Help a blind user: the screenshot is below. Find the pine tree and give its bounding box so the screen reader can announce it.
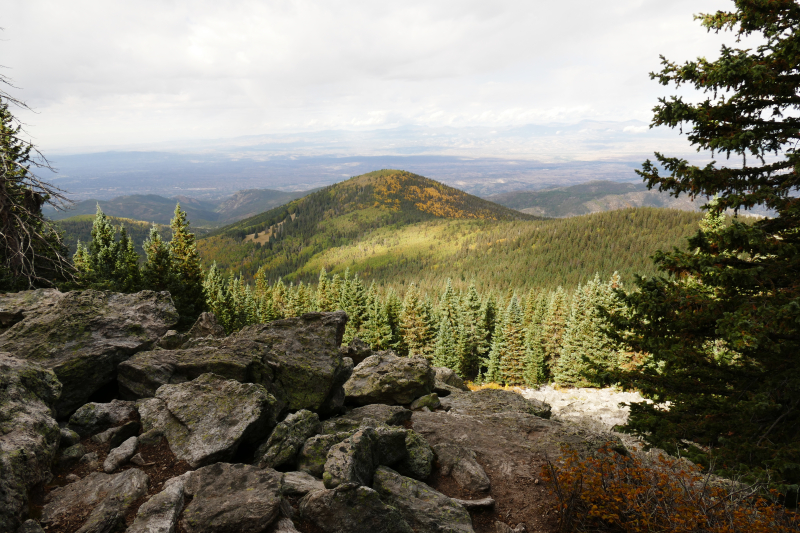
[433,315,459,370]
[315,268,336,311]
[88,204,119,282]
[540,286,569,377]
[113,226,141,293]
[500,296,526,385]
[400,284,432,358]
[485,307,506,384]
[384,288,404,350]
[361,296,394,350]
[169,203,205,323]
[554,281,593,386]
[73,240,90,274]
[523,291,551,386]
[142,225,173,292]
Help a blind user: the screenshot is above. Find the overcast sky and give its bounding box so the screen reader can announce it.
[3,0,741,154]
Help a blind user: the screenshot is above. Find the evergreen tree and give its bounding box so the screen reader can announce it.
[315,268,336,311]
[169,203,205,323]
[113,226,141,293]
[500,296,526,385]
[609,1,800,481]
[540,286,569,377]
[73,240,90,274]
[142,225,173,292]
[361,296,394,350]
[400,284,432,358]
[554,281,593,386]
[384,288,404,350]
[433,314,459,370]
[88,204,119,282]
[523,292,550,386]
[485,306,506,384]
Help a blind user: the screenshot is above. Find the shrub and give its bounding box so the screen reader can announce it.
[542,444,799,533]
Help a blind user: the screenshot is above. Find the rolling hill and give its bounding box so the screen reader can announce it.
[44,188,310,227]
[197,170,704,292]
[486,180,704,218]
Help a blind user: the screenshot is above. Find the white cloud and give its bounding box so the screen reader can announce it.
[2,0,747,152]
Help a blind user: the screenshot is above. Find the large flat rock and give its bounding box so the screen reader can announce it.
[344,352,434,406]
[138,373,278,468]
[0,354,62,533]
[120,311,351,415]
[0,289,178,416]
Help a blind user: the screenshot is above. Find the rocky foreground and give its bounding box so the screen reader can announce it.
[0,289,624,533]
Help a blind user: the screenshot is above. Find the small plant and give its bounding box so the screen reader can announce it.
[542,443,799,533]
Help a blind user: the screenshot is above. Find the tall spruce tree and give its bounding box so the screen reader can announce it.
[433,314,459,370]
[169,203,205,324]
[142,225,173,292]
[500,296,526,385]
[400,284,432,357]
[608,1,800,482]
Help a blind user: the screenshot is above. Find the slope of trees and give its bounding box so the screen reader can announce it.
[204,266,626,386]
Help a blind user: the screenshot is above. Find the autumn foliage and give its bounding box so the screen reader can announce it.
[542,444,799,533]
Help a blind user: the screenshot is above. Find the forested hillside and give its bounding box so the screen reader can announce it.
[56,215,175,258]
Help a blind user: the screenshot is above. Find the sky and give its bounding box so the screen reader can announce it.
[3,0,743,156]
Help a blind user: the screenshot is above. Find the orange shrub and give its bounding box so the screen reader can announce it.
[542,444,799,533]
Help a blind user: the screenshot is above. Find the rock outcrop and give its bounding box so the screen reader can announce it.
[255,409,321,469]
[138,373,278,467]
[40,469,149,533]
[441,389,551,419]
[127,472,190,533]
[67,399,138,438]
[433,443,491,492]
[299,483,413,533]
[344,352,435,405]
[321,404,412,433]
[0,354,62,533]
[373,466,474,533]
[0,289,178,416]
[181,463,283,533]
[186,311,227,339]
[119,311,351,415]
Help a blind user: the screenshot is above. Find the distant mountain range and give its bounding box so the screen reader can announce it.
[44,189,310,227]
[487,180,772,218]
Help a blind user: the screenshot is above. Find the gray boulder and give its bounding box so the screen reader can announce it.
[255,409,320,469]
[433,443,491,492]
[0,289,178,416]
[440,389,551,419]
[0,289,62,331]
[138,373,278,468]
[395,430,434,480]
[58,443,87,470]
[373,466,474,533]
[297,433,353,478]
[119,311,351,416]
[186,311,226,339]
[344,352,435,405]
[410,393,440,411]
[340,337,372,366]
[157,330,187,349]
[127,472,190,533]
[103,436,138,473]
[434,367,470,392]
[92,420,140,449]
[321,404,412,434]
[0,354,61,533]
[59,427,80,448]
[41,469,149,533]
[16,519,45,533]
[68,399,138,438]
[181,463,282,533]
[323,427,379,488]
[283,471,326,496]
[299,483,412,533]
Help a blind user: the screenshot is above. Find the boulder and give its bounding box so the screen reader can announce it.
[344,352,435,406]
[433,443,491,492]
[186,311,226,339]
[255,409,320,469]
[138,373,279,468]
[0,289,178,416]
[297,433,353,478]
[40,469,148,533]
[395,430,434,480]
[299,483,412,533]
[283,471,326,496]
[92,420,140,449]
[453,497,495,510]
[0,354,62,533]
[339,337,372,366]
[0,289,61,331]
[410,393,440,411]
[238,312,351,414]
[440,389,551,419]
[67,399,138,438]
[323,428,379,488]
[181,463,282,533]
[321,404,412,434]
[103,436,137,473]
[58,443,87,470]
[59,428,80,448]
[118,342,274,401]
[127,472,190,533]
[373,466,474,533]
[434,367,470,391]
[272,518,302,533]
[157,330,187,350]
[119,311,351,415]
[16,519,45,533]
